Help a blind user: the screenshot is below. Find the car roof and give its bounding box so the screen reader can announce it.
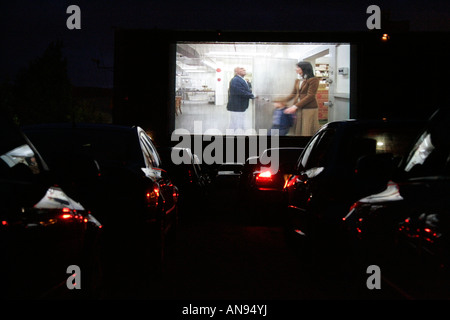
[261,147,303,151]
[320,118,425,130]
[22,122,140,133]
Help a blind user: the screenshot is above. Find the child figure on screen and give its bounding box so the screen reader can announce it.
[270,102,294,136]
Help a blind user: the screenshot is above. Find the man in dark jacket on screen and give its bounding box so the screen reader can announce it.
[226,67,255,131]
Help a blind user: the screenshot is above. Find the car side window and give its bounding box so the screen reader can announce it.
[145,137,161,168]
[139,132,161,168]
[299,133,321,170]
[140,137,155,168]
[300,129,335,170]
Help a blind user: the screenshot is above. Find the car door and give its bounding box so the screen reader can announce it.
[285,128,336,236]
[291,129,335,205]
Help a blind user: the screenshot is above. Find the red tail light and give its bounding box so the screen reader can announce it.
[60,207,74,219]
[256,170,273,182]
[60,208,86,222]
[146,185,160,208]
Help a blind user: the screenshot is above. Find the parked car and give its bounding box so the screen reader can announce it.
[21,123,179,277]
[283,118,425,257]
[158,147,211,207]
[214,162,244,188]
[240,147,304,200]
[1,118,102,298]
[343,109,450,297]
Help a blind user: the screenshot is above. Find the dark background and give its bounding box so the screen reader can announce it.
[2,0,449,89]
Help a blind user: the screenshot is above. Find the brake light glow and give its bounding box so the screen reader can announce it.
[60,208,86,221]
[256,170,273,183]
[258,171,272,178]
[146,185,160,207]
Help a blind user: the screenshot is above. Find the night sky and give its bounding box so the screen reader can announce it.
[1,0,449,88]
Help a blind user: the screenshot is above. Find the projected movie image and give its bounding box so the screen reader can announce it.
[175,42,351,136]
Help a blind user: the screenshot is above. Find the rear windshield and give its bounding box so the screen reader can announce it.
[340,123,423,169]
[24,128,141,169]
